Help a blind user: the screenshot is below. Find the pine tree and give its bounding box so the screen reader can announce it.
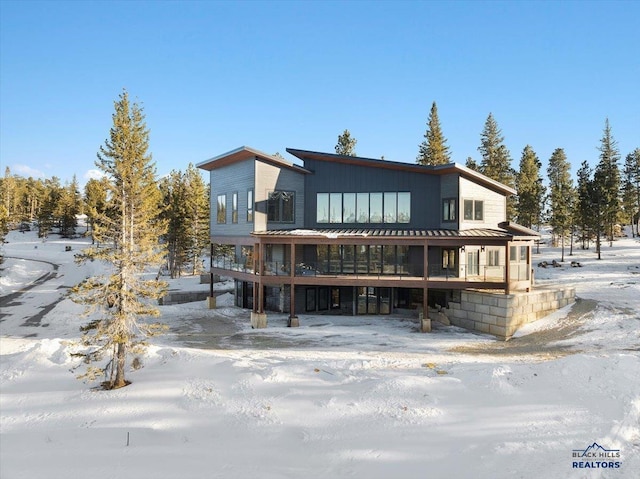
[84,177,109,243]
[515,145,545,228]
[160,170,190,278]
[71,90,167,389]
[621,148,640,236]
[547,148,573,261]
[183,163,210,275]
[477,113,516,219]
[58,176,81,238]
[593,119,621,246]
[465,157,479,171]
[335,129,357,156]
[38,177,62,238]
[576,161,595,249]
[416,101,451,165]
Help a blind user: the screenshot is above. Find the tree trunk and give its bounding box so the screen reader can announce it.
[113,342,127,389]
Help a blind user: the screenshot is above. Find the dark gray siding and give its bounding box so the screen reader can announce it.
[303,159,441,229]
[439,173,459,229]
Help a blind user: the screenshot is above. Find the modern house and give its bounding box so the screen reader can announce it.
[198,146,573,339]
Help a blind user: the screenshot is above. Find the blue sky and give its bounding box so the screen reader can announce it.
[1,0,638,186]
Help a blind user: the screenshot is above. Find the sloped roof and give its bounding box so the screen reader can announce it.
[498,221,540,238]
[286,148,516,196]
[197,146,310,174]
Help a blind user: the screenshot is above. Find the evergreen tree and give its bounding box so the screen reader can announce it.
[84,177,109,244]
[160,170,190,278]
[335,129,357,156]
[183,163,210,275]
[416,101,451,165]
[57,176,81,238]
[576,160,595,249]
[37,177,62,238]
[515,145,545,229]
[477,113,516,219]
[465,157,479,171]
[547,148,573,261]
[621,148,640,236]
[71,90,167,390]
[593,119,621,246]
[160,164,210,278]
[0,204,8,259]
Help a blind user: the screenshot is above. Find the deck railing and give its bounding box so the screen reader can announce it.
[212,256,511,283]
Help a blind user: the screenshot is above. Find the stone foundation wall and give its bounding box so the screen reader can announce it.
[445,287,576,340]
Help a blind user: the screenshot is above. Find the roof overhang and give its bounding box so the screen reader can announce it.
[498,221,541,240]
[197,146,311,174]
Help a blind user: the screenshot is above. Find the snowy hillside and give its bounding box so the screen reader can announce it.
[1,229,638,479]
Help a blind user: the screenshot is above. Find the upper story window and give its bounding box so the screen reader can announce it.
[317,192,410,224]
[443,198,456,222]
[463,199,484,221]
[232,192,238,223]
[217,194,226,224]
[247,189,254,222]
[268,191,295,223]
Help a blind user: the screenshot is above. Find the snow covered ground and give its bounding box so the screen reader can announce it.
[1,229,639,479]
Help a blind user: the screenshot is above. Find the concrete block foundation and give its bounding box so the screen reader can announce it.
[446,287,576,340]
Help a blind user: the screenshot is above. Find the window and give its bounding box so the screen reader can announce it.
[463,199,484,221]
[487,248,500,266]
[317,193,329,223]
[330,193,342,223]
[474,201,484,220]
[520,245,528,263]
[232,192,238,223]
[343,193,356,223]
[217,194,226,223]
[306,288,316,312]
[442,249,456,269]
[443,198,456,221]
[357,193,369,223]
[384,192,397,223]
[247,189,253,222]
[317,191,410,224]
[369,193,383,223]
[397,192,410,223]
[268,191,295,223]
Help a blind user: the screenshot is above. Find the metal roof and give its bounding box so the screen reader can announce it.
[251,228,516,239]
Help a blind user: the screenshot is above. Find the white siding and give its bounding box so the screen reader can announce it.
[458,176,506,230]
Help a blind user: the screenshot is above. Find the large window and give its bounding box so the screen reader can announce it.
[317,192,411,224]
[384,192,397,223]
[343,193,356,223]
[268,191,295,223]
[357,192,369,223]
[443,198,456,222]
[317,193,329,223]
[397,192,410,223]
[463,199,484,221]
[330,193,342,223]
[232,192,238,223]
[247,189,254,222]
[217,194,226,224]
